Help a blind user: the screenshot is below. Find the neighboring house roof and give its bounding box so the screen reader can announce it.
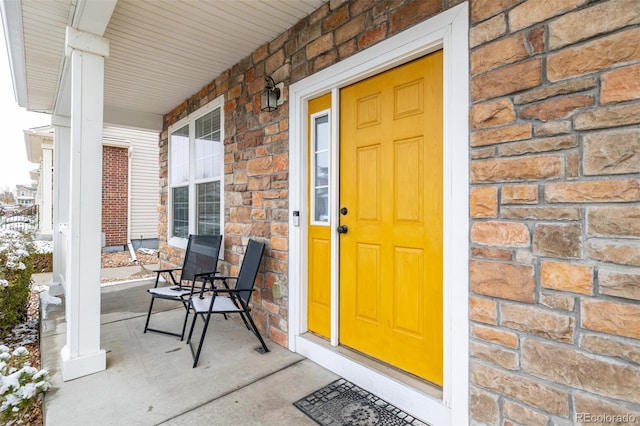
[24,127,54,163]
[29,169,39,181]
[1,0,326,130]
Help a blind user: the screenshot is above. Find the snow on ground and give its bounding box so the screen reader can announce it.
[33,241,53,255]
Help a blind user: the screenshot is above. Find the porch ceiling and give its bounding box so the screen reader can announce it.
[5,0,325,128]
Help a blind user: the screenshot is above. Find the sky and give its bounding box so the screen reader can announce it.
[0,20,51,191]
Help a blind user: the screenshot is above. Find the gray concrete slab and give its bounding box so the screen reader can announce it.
[32,264,159,287]
[32,271,53,286]
[41,280,337,426]
[100,264,159,280]
[162,359,337,425]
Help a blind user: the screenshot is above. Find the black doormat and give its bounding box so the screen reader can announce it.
[294,379,429,426]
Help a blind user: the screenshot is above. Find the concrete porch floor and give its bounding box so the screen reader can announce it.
[37,274,339,425]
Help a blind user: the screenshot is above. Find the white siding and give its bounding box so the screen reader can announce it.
[103,126,159,240]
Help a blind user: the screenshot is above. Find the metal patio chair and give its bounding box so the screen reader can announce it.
[143,234,222,340]
[187,239,269,367]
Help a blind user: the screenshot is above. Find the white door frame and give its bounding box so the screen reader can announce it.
[288,3,469,424]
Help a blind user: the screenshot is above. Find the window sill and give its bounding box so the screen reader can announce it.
[168,236,188,250]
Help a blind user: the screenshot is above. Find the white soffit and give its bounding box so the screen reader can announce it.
[8,0,326,118]
[103,0,325,116]
[24,129,54,164]
[20,0,74,113]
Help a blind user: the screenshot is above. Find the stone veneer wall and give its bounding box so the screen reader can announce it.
[157,0,640,422]
[102,145,128,249]
[159,0,461,347]
[468,0,640,424]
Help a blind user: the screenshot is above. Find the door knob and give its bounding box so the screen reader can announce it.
[337,225,348,234]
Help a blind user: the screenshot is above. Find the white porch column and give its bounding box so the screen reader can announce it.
[51,116,70,295]
[40,146,54,235]
[60,27,109,381]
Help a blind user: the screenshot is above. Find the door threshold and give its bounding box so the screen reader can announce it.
[296,333,449,424]
[301,332,442,400]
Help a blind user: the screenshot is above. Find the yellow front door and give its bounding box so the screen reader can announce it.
[307,93,332,338]
[339,51,444,385]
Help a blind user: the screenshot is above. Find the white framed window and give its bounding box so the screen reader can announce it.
[168,96,224,248]
[310,109,330,225]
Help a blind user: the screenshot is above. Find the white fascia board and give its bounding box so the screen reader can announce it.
[58,78,163,132]
[53,63,71,118]
[72,0,117,36]
[24,130,54,163]
[104,105,164,132]
[28,124,55,134]
[51,114,70,128]
[22,126,53,164]
[0,0,28,107]
[24,132,46,164]
[102,137,131,149]
[54,0,115,115]
[65,27,109,57]
[24,131,41,164]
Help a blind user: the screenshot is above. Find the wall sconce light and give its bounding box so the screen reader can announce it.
[261,75,284,112]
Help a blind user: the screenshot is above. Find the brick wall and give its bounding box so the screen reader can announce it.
[469,0,640,423]
[102,146,128,248]
[157,0,640,421]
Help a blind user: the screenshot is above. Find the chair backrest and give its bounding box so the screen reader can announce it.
[181,234,222,283]
[235,239,265,304]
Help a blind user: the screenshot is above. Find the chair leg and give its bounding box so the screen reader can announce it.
[143,297,156,333]
[191,312,213,368]
[245,312,269,354]
[144,272,164,334]
[186,305,199,345]
[238,311,252,331]
[145,296,191,339]
[180,300,191,342]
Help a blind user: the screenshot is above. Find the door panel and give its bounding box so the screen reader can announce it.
[309,236,330,333]
[307,93,332,338]
[339,51,443,385]
[393,246,424,337]
[395,138,423,223]
[355,243,381,323]
[356,145,380,220]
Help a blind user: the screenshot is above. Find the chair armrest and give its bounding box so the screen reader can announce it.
[188,271,220,297]
[151,267,182,274]
[210,288,255,295]
[207,275,237,290]
[209,276,237,281]
[200,287,256,310]
[194,287,255,299]
[150,268,182,288]
[193,271,218,279]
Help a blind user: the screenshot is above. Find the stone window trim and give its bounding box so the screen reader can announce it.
[167,95,225,251]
